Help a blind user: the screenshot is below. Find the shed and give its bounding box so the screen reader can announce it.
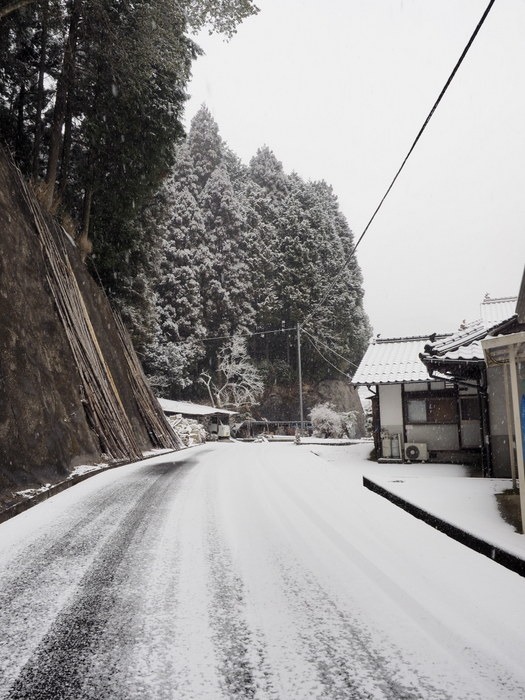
[157,399,238,438]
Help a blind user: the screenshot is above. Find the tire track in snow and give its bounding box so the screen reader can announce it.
[269,464,523,698]
[255,462,457,700]
[3,460,191,700]
[0,480,151,690]
[206,477,276,700]
[276,553,449,700]
[0,480,137,596]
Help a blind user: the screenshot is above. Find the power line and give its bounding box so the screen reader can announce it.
[301,327,360,369]
[301,0,497,329]
[170,324,297,345]
[303,333,351,379]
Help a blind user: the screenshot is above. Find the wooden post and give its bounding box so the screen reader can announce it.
[503,363,517,490]
[508,345,525,531]
[297,322,304,430]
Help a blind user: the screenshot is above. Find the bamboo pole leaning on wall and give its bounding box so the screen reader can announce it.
[13,160,172,461]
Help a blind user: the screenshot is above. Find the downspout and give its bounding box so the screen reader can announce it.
[478,367,492,478]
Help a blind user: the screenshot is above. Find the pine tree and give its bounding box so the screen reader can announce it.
[141,107,370,396]
[198,163,255,338]
[188,105,225,191]
[0,0,259,313]
[244,147,289,364]
[143,157,207,396]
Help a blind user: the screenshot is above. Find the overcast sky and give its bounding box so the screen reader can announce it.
[186,0,525,338]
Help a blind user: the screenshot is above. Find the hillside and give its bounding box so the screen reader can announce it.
[0,150,179,509]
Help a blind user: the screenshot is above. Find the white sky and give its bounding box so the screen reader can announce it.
[186,0,525,338]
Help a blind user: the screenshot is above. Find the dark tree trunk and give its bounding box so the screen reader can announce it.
[15,83,25,156]
[44,0,80,208]
[57,88,73,199]
[32,0,48,179]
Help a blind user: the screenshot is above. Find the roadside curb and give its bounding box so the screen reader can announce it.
[0,449,181,526]
[363,476,525,579]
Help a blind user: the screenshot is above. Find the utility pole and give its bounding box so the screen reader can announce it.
[297,322,304,430]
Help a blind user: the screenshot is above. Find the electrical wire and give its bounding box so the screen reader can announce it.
[303,333,351,378]
[300,0,497,330]
[301,327,360,369]
[170,324,297,344]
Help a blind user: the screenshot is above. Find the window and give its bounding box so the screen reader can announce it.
[460,397,480,421]
[406,395,458,424]
[407,399,426,423]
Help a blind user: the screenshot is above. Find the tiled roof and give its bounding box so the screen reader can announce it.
[480,296,518,325]
[352,292,520,386]
[351,336,448,385]
[422,315,517,363]
[432,340,485,362]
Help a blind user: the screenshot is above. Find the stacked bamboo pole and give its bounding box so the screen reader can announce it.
[13,162,178,460]
[114,313,183,450]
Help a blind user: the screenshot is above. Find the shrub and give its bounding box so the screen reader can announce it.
[309,403,344,438]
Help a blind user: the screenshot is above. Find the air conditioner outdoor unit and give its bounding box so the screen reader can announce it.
[404,442,428,462]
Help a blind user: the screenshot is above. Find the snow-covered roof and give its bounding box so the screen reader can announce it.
[351,335,449,386]
[158,398,237,417]
[480,295,518,325]
[422,316,517,363]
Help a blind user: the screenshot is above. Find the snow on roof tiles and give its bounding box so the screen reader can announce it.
[351,336,444,385]
[480,296,518,325]
[158,398,237,417]
[433,340,486,362]
[353,294,520,385]
[424,315,517,362]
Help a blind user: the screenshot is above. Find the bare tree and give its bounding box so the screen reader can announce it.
[200,335,263,410]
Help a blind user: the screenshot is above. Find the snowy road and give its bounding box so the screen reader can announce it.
[1,442,525,699]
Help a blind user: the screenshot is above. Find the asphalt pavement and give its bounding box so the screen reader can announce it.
[1,443,524,699]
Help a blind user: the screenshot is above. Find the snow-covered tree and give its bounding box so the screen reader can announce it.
[142,151,207,396]
[201,335,263,410]
[0,1,258,328]
[188,105,225,191]
[198,163,255,338]
[309,403,344,438]
[143,107,370,399]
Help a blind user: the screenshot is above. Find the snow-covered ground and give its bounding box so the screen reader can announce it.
[1,441,525,699]
[313,441,525,557]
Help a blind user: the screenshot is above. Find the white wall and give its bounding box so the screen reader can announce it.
[406,424,459,450]
[378,384,403,435]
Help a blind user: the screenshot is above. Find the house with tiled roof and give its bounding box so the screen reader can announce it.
[353,289,523,473]
[352,333,486,465]
[420,311,519,476]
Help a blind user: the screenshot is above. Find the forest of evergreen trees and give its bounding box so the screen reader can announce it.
[136,106,371,401]
[1,2,371,407]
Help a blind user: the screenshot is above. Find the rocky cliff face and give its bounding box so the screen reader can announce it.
[0,152,178,508]
[255,378,366,436]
